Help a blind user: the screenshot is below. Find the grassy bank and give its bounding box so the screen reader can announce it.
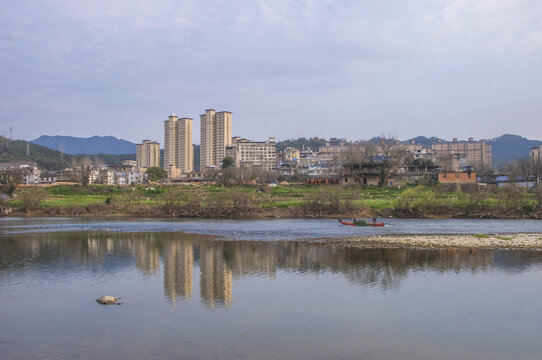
[3,183,542,219]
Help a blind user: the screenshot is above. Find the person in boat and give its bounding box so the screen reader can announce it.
[372,217,377,224]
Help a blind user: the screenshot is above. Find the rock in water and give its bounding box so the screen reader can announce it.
[96,296,120,305]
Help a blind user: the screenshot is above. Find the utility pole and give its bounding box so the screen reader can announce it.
[26,142,30,157]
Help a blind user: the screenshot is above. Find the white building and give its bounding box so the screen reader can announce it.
[22,167,41,185]
[225,137,276,171]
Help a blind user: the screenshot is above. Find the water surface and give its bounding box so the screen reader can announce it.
[2,226,542,359]
[1,217,541,239]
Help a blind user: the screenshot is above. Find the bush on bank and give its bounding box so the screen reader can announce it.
[3,183,542,218]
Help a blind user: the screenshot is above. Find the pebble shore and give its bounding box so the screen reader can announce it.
[325,233,542,250]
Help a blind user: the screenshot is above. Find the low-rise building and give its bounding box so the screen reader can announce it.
[438,171,477,184]
[21,167,41,185]
[128,168,147,184]
[284,147,301,162]
[0,161,37,171]
[40,172,59,184]
[121,160,137,167]
[226,137,277,171]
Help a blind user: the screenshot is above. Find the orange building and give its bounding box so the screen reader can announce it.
[438,171,477,184]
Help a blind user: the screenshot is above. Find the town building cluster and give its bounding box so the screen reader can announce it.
[0,160,148,186]
[2,109,541,187]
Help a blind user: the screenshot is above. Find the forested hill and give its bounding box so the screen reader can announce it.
[31,135,137,155]
[0,136,74,170]
[0,137,135,171]
[492,134,542,163]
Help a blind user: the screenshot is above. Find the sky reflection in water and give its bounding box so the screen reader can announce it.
[1,229,542,360]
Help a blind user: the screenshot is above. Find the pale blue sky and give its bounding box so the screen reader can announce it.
[1,0,542,144]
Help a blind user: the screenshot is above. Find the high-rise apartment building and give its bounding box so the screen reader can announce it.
[432,138,492,170]
[177,117,194,173]
[163,114,193,177]
[136,140,160,168]
[200,109,232,169]
[164,114,178,171]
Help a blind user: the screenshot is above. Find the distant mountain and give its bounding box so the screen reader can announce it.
[492,134,542,163]
[31,135,137,155]
[0,136,74,171]
[0,136,138,171]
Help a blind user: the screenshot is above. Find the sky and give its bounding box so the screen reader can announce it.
[1,0,542,144]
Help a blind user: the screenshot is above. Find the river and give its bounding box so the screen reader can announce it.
[1,218,542,359]
[1,217,542,239]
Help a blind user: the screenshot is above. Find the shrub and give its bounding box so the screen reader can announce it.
[301,189,341,216]
[17,187,47,214]
[0,195,11,215]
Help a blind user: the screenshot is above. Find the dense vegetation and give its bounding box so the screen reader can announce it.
[276,137,330,152]
[0,136,75,170]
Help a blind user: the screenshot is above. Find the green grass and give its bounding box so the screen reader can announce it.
[6,183,539,216]
[43,195,108,207]
[473,234,491,239]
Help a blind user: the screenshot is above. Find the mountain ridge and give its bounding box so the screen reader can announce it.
[31,135,138,155]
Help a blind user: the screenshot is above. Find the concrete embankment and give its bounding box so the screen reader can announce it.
[326,233,542,250]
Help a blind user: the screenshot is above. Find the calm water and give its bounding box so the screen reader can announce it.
[1,219,542,359]
[1,217,542,239]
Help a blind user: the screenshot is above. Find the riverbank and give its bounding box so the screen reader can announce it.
[325,233,542,250]
[3,183,542,219]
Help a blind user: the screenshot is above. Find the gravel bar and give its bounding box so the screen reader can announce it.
[324,233,542,250]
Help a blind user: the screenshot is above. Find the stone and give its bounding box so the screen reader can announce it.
[96,296,120,305]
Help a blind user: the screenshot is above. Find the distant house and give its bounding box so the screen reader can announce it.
[40,172,59,184]
[438,171,476,184]
[21,167,41,185]
[341,164,382,186]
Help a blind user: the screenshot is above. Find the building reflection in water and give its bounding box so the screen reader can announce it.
[200,241,232,308]
[3,232,542,309]
[135,234,160,275]
[163,238,193,303]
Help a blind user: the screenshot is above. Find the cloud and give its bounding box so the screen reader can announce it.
[1,0,542,141]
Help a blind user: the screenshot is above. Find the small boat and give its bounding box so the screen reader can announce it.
[338,218,385,227]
